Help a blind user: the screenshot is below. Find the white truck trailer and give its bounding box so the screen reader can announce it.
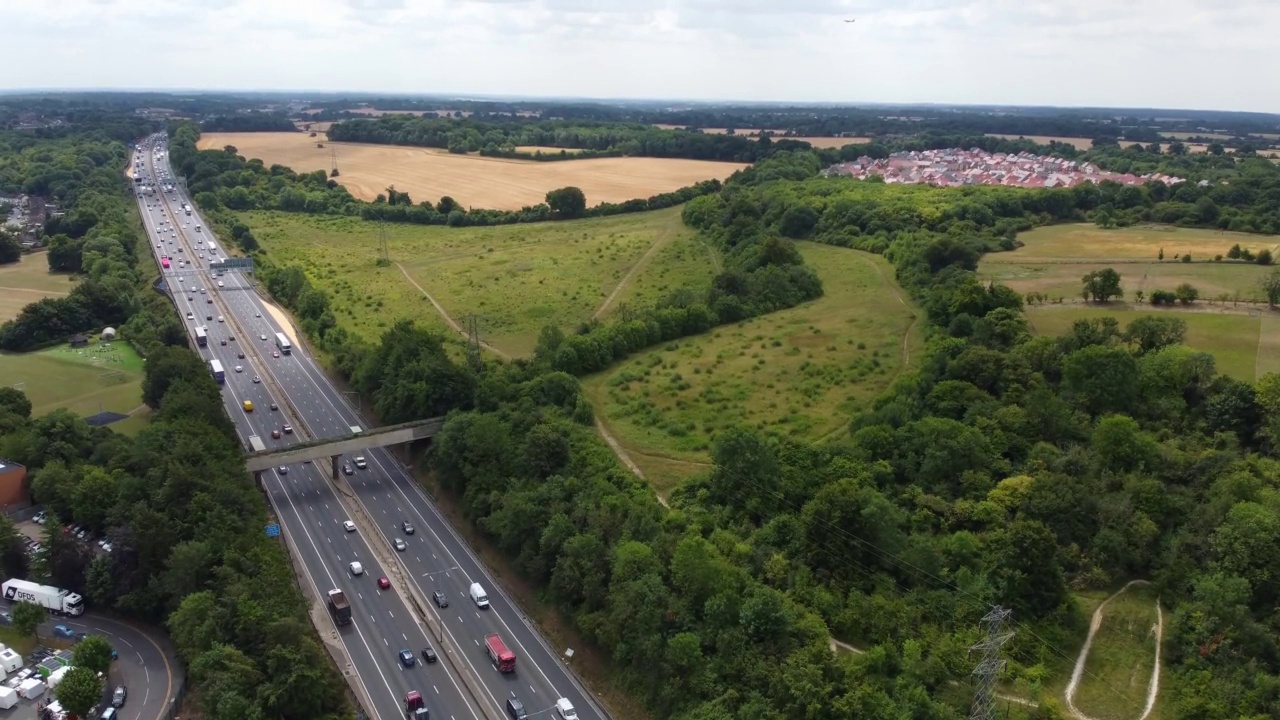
[1,580,85,616]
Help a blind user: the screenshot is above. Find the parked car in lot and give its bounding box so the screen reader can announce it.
[112,685,127,708]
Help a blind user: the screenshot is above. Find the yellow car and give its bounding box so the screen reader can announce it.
[243,400,254,412]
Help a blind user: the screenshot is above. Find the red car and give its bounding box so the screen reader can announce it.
[377,576,391,590]
[271,429,281,439]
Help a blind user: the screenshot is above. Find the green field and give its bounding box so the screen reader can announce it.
[0,253,76,321]
[243,207,706,356]
[0,340,148,433]
[582,243,922,493]
[1071,585,1163,720]
[1027,307,1262,380]
[981,224,1277,302]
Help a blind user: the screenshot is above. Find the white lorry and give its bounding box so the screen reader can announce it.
[1,579,85,616]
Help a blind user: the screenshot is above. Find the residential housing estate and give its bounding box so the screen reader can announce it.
[825,148,1186,189]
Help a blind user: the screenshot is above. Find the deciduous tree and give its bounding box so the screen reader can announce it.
[1081,268,1123,302]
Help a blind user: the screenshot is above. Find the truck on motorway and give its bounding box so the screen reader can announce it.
[1,579,85,616]
[484,633,516,673]
[404,691,428,719]
[210,359,225,385]
[195,326,207,348]
[275,332,292,355]
[248,435,267,453]
[327,589,352,626]
[183,203,192,215]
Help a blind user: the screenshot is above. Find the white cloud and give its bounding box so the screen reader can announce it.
[0,0,1277,112]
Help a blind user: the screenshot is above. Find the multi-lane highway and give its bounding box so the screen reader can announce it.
[131,136,603,720]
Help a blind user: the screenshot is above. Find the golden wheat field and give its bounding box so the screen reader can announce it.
[198,132,748,211]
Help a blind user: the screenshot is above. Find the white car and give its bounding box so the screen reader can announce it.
[234,365,243,373]
[343,521,356,533]
[186,312,193,320]
[217,316,224,323]
[349,562,364,576]
[260,334,267,341]
[218,281,224,288]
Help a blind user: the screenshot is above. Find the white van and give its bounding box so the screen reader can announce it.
[555,698,578,720]
[469,583,490,609]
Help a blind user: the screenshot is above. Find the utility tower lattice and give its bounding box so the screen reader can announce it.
[463,315,484,371]
[331,147,339,175]
[968,606,1015,720]
[377,216,389,263]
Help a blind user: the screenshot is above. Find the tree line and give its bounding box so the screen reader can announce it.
[325,115,780,163]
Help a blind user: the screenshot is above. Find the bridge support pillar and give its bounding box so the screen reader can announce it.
[331,455,341,482]
[253,470,263,489]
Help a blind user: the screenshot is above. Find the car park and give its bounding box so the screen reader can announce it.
[343,521,356,532]
[378,576,391,590]
[112,685,127,708]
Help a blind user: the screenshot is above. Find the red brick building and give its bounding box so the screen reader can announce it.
[0,458,28,510]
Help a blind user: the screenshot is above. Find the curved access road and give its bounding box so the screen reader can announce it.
[42,614,177,720]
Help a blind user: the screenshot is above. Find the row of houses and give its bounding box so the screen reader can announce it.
[824,148,1186,189]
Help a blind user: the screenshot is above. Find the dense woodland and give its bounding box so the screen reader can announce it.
[5,98,1280,720]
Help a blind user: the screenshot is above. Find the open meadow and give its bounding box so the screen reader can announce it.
[0,253,75,321]
[198,132,748,211]
[242,207,718,356]
[980,224,1279,302]
[581,242,922,494]
[0,339,148,434]
[1027,306,1262,381]
[1067,584,1164,720]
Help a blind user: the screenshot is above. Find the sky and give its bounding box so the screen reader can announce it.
[4,0,1278,112]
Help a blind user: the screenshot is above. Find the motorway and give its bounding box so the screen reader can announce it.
[131,136,603,720]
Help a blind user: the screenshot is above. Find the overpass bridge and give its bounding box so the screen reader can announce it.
[245,417,445,479]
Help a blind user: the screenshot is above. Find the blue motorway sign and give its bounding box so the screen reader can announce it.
[265,523,281,538]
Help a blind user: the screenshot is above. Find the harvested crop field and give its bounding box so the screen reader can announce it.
[0,254,75,321]
[985,134,1096,150]
[199,132,747,211]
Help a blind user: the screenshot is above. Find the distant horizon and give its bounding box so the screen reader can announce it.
[2,87,1279,120]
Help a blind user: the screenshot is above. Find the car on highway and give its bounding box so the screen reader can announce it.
[252,376,261,384]
[237,351,245,359]
[402,521,415,535]
[217,316,224,323]
[393,539,406,551]
[277,465,288,475]
[206,314,213,321]
[112,685,127,708]
[354,456,368,469]
[234,365,243,373]
[272,350,280,358]
[228,335,235,342]
[260,334,267,341]
[343,521,356,532]
[270,403,279,411]
[421,645,438,664]
[398,649,416,667]
[432,591,448,608]
[378,576,391,590]
[255,312,261,317]
[349,561,364,576]
[220,339,227,346]
[342,463,353,475]
[283,424,293,434]
[206,298,213,304]
[185,312,193,320]
[271,429,281,439]
[199,288,205,294]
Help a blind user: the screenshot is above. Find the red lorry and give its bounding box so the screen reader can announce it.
[484,633,516,673]
[405,690,428,719]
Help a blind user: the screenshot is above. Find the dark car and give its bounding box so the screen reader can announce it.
[431,591,448,608]
[506,697,528,720]
[402,521,415,535]
[421,645,438,664]
[398,649,416,668]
